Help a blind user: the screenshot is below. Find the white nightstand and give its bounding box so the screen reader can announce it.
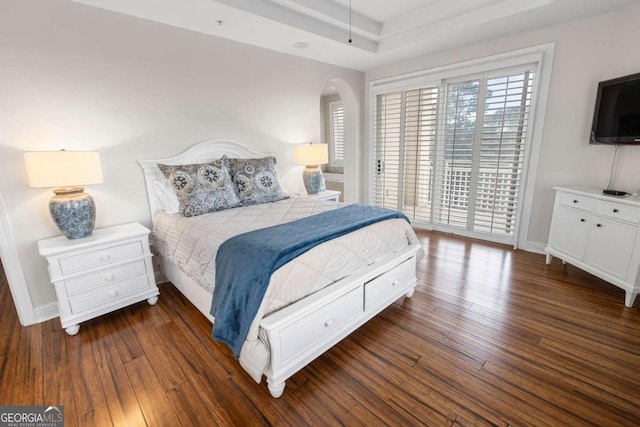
[38,222,159,335]
[306,190,341,202]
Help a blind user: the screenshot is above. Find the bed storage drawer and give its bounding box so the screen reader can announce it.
[277,286,363,363]
[364,258,417,311]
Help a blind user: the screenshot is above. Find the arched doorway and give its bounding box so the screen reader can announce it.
[319,79,360,203]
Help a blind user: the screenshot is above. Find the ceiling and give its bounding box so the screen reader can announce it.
[72,0,638,71]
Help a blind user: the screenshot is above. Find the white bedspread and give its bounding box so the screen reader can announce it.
[152,195,422,381]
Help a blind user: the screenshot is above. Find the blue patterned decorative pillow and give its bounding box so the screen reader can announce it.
[158,159,241,217]
[226,156,288,205]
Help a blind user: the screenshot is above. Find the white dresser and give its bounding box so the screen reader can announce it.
[38,223,159,335]
[545,186,640,307]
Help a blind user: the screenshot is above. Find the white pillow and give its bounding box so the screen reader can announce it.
[153,169,180,214]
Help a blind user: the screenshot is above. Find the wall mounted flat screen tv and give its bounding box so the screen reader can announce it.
[590,72,640,144]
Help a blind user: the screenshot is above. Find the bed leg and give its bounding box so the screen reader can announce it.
[405,287,415,298]
[267,379,286,398]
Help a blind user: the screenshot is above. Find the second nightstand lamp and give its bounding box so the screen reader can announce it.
[295,142,329,195]
[24,150,104,239]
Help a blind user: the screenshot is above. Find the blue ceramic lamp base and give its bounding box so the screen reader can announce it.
[302,166,326,195]
[49,187,96,239]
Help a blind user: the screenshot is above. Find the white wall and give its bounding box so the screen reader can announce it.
[0,0,364,315]
[366,3,640,249]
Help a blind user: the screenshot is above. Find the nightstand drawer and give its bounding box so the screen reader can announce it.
[59,241,144,275]
[69,275,152,314]
[64,260,149,296]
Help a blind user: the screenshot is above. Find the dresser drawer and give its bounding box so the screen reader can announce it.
[58,241,144,275]
[596,200,640,224]
[68,275,152,314]
[278,286,362,363]
[64,260,149,297]
[559,192,596,212]
[364,258,416,311]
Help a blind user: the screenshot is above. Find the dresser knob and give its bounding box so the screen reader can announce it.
[392,280,399,286]
[108,290,119,298]
[580,218,586,222]
[613,209,619,213]
[324,318,334,327]
[100,254,111,262]
[105,275,115,282]
[596,224,602,228]
[573,200,578,203]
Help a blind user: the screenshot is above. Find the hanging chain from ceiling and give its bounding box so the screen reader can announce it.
[348,0,352,43]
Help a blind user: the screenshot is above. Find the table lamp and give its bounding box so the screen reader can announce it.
[24,150,104,239]
[295,143,329,195]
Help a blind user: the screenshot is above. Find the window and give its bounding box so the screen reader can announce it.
[372,56,540,246]
[329,101,344,167]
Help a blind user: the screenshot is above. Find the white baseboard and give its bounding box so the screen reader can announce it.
[520,240,546,255]
[35,302,59,324]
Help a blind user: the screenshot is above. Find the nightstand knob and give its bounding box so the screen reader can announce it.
[392,279,399,287]
[100,254,111,262]
[105,275,115,282]
[108,290,119,298]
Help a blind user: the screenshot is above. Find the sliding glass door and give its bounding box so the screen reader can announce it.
[373,65,535,245]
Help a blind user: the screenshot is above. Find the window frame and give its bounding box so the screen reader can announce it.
[368,43,555,249]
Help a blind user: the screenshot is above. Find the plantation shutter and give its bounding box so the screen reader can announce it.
[473,69,534,236]
[403,87,439,224]
[372,63,536,246]
[329,102,345,167]
[435,79,480,229]
[373,92,403,211]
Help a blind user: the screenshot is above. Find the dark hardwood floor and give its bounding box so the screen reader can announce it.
[2,230,640,426]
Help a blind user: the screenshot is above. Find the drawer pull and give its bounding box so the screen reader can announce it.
[580,218,586,222]
[613,209,619,213]
[324,318,334,328]
[392,279,399,287]
[105,275,115,282]
[573,200,578,203]
[108,290,119,298]
[100,254,111,262]
[596,224,602,228]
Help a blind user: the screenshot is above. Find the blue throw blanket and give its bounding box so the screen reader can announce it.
[210,203,409,357]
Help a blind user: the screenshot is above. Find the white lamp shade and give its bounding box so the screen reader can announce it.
[295,144,329,166]
[24,151,104,188]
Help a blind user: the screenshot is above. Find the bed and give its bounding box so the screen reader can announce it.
[138,140,423,398]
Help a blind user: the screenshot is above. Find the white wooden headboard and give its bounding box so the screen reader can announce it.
[137,139,270,223]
